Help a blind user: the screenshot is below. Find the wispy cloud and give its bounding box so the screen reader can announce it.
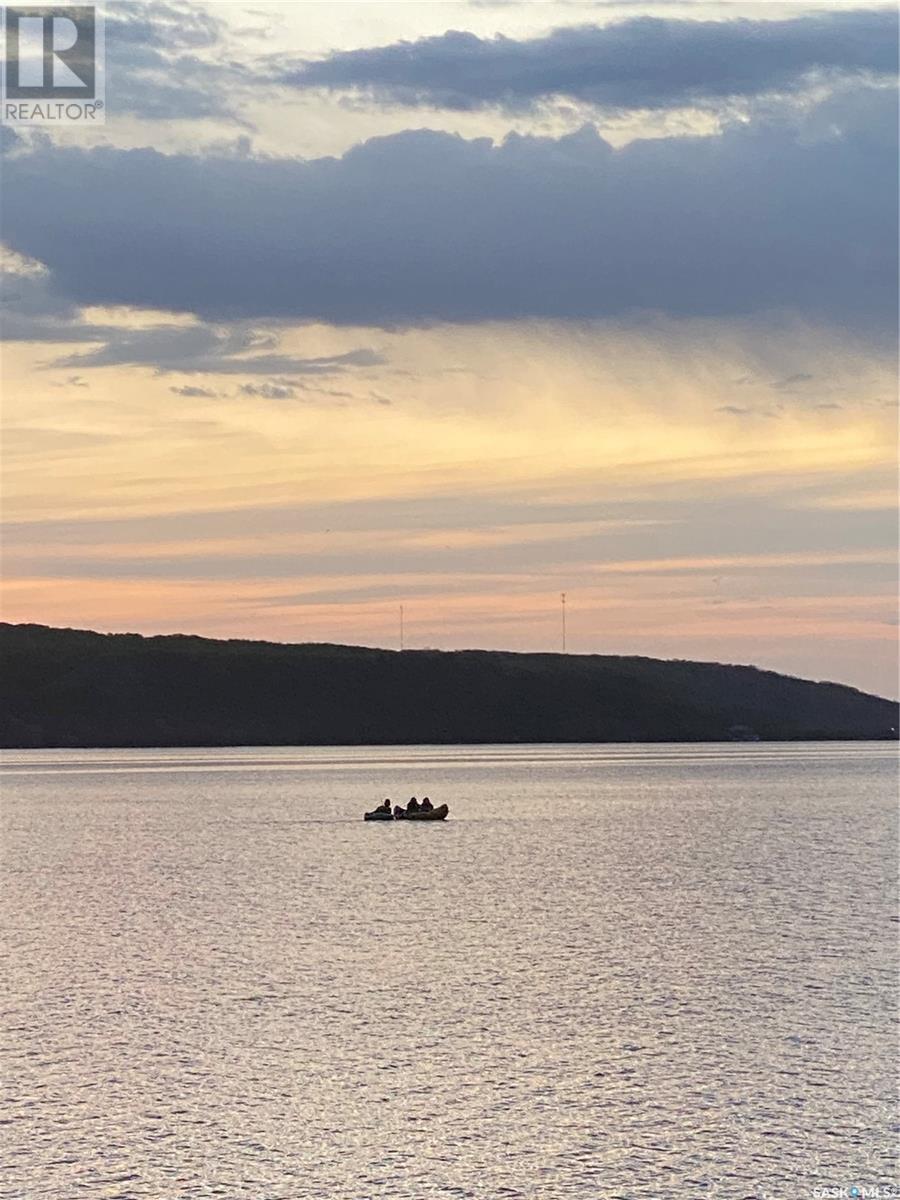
[1,281,385,377]
[49,328,384,376]
[170,384,220,398]
[105,0,255,125]
[239,381,298,399]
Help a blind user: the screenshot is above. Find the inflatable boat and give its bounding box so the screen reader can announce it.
[363,803,449,822]
[398,804,449,821]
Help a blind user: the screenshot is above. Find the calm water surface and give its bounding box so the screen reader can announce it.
[1,743,897,1199]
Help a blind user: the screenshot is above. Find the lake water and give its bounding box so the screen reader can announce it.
[1,742,897,1199]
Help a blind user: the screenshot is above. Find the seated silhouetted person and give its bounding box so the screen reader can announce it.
[420,797,434,812]
[378,799,392,813]
[393,804,406,818]
[406,797,420,813]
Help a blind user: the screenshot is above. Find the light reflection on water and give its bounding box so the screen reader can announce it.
[2,742,897,1198]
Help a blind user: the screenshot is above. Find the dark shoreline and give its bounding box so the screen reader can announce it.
[2,736,896,750]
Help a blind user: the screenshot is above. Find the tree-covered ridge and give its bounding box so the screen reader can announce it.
[0,623,895,748]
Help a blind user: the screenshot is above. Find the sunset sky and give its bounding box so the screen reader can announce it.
[1,1,897,697]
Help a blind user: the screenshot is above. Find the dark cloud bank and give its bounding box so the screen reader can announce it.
[283,9,898,111]
[1,85,896,333]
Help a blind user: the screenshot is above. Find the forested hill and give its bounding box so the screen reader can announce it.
[0,623,896,748]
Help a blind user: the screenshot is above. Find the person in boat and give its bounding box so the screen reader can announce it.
[393,804,406,818]
[420,797,434,812]
[378,799,392,814]
[406,797,420,813]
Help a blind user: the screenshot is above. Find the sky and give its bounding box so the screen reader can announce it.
[0,0,897,697]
